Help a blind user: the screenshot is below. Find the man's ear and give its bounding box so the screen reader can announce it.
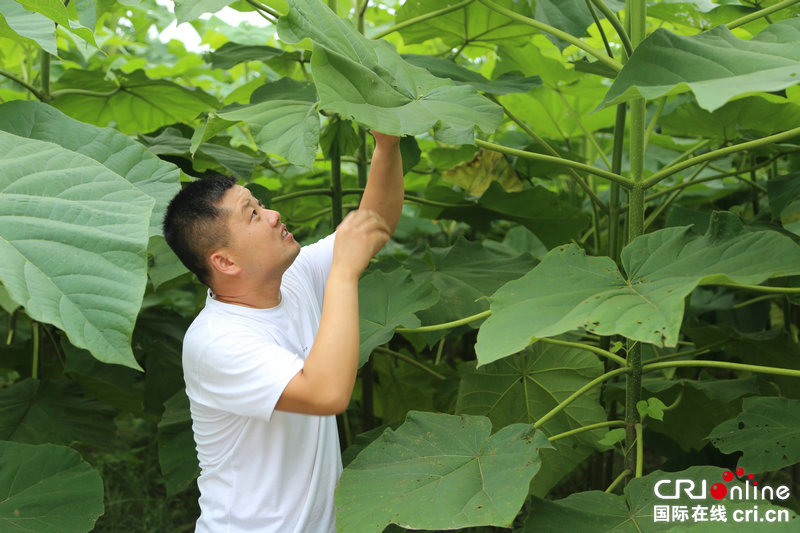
[209,248,240,277]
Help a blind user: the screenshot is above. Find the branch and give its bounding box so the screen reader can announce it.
[642,359,800,379]
[641,126,800,189]
[533,367,631,429]
[606,469,631,493]
[488,95,607,211]
[395,310,491,334]
[477,0,623,73]
[373,346,446,380]
[533,336,628,367]
[0,69,44,100]
[588,0,633,58]
[371,0,474,40]
[726,0,800,30]
[706,283,800,295]
[548,420,626,442]
[476,139,632,188]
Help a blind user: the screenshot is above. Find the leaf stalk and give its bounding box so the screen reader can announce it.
[475,139,631,188]
[476,0,623,73]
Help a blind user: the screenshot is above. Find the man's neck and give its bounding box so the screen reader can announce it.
[210,278,283,309]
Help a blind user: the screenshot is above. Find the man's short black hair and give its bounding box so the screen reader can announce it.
[162,175,237,286]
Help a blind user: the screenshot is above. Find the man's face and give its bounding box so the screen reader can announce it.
[216,185,300,279]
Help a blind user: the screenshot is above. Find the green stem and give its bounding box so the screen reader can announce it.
[625,0,647,481]
[585,0,614,58]
[245,0,278,21]
[49,87,122,98]
[644,340,727,364]
[271,187,472,209]
[549,420,626,442]
[477,0,623,73]
[534,367,630,429]
[434,338,446,366]
[663,389,683,411]
[732,294,781,309]
[476,139,631,188]
[373,346,446,380]
[644,97,665,150]
[330,144,343,227]
[643,359,800,379]
[706,283,800,295]
[0,68,44,100]
[588,0,633,58]
[556,90,612,170]
[402,195,472,209]
[642,126,800,189]
[395,310,491,334]
[40,52,50,101]
[533,336,627,367]
[31,322,39,380]
[489,95,607,211]
[609,104,627,260]
[643,161,710,230]
[726,0,800,29]
[371,0,474,40]
[606,469,632,493]
[272,188,333,203]
[635,423,643,477]
[357,129,368,189]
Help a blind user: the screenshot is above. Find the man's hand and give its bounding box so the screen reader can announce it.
[332,209,391,280]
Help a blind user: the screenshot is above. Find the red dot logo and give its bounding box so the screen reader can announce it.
[736,468,744,476]
[710,482,728,500]
[722,470,734,482]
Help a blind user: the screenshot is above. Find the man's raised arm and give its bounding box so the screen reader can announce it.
[358,132,404,234]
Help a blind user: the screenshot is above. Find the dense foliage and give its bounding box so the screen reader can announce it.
[0,0,799,531]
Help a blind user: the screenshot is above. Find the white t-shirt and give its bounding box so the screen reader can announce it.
[182,233,340,533]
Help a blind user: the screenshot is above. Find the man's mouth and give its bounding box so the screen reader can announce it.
[281,225,289,240]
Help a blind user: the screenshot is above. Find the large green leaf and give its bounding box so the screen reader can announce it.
[0,130,153,369]
[63,341,143,415]
[0,441,104,532]
[456,342,607,495]
[476,212,800,365]
[52,70,219,135]
[660,95,800,141]
[601,18,800,111]
[0,100,180,236]
[394,0,536,48]
[423,183,591,249]
[335,411,549,532]
[175,0,288,22]
[403,237,536,325]
[218,77,320,168]
[534,0,623,50]
[357,268,439,366]
[707,396,800,473]
[158,390,199,496]
[0,0,57,55]
[500,77,617,140]
[524,466,798,532]
[277,0,503,145]
[768,171,800,235]
[0,379,116,450]
[205,42,288,70]
[606,376,759,452]
[401,54,542,95]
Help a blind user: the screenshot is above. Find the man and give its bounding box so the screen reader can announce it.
[162,132,403,532]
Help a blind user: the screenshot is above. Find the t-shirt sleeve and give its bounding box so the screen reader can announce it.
[190,329,304,422]
[293,232,336,301]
